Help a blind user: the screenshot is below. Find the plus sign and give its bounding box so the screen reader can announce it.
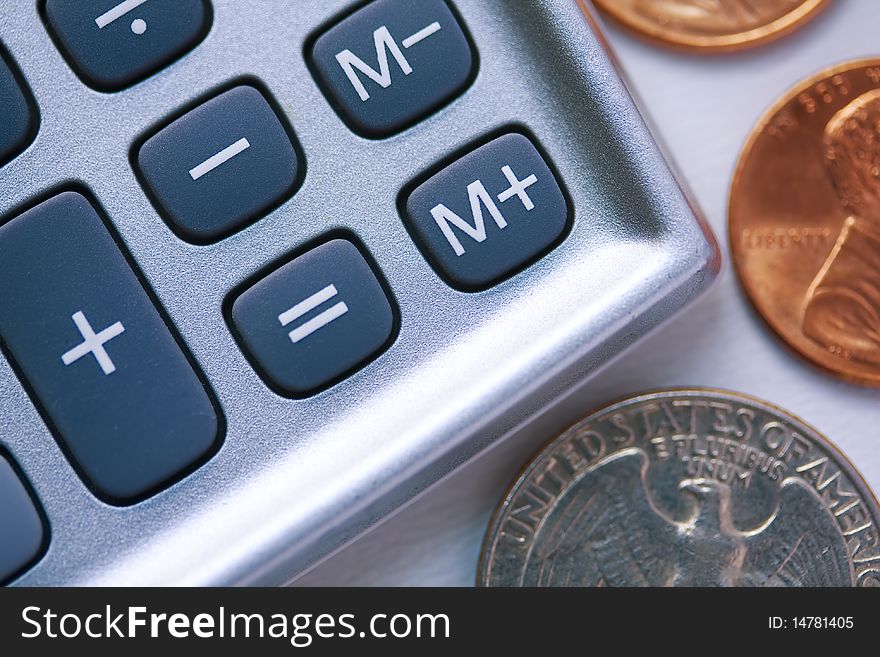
[61,311,126,376]
[496,165,538,210]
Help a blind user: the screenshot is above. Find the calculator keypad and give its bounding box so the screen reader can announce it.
[0,0,577,581]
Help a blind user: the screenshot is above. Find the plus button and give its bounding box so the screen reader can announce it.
[60,311,126,376]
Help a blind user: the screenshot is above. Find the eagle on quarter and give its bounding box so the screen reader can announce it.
[522,448,853,587]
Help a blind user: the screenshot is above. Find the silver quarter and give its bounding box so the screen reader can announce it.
[478,389,880,587]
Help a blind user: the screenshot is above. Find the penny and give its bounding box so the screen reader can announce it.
[730,60,880,385]
[591,0,828,51]
[478,389,880,587]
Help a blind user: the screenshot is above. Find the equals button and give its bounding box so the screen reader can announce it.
[230,239,395,395]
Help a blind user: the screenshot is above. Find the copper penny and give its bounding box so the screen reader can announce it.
[730,60,880,386]
[592,0,829,51]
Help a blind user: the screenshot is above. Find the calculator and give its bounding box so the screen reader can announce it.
[0,0,717,585]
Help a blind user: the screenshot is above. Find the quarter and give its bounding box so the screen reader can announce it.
[478,389,880,587]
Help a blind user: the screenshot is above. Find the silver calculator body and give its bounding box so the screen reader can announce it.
[0,0,717,585]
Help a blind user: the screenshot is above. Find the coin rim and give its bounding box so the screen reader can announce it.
[728,57,880,387]
[593,0,830,52]
[476,387,880,586]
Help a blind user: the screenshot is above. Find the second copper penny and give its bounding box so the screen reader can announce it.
[593,0,829,51]
[730,59,880,386]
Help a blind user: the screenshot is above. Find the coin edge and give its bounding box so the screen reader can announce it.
[593,0,830,52]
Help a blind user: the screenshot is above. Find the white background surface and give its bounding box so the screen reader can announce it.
[296,0,880,586]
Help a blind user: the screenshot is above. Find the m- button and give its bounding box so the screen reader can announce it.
[310,0,475,136]
[404,133,570,290]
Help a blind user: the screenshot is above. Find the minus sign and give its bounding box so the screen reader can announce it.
[402,22,441,48]
[189,138,251,180]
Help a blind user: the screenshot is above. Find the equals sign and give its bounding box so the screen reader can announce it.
[278,284,349,343]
